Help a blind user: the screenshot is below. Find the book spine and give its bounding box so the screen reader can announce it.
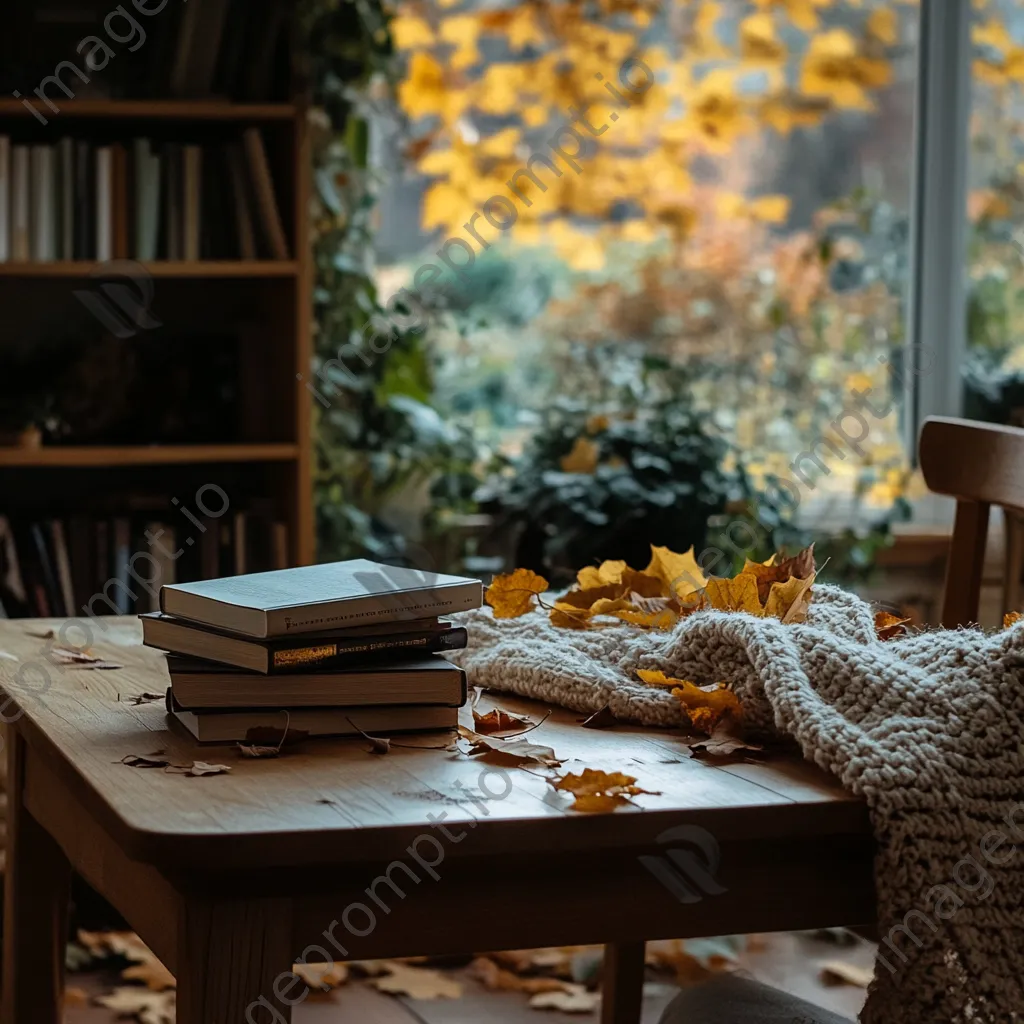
[267,626,469,673]
[95,146,113,262]
[10,146,29,261]
[242,127,289,259]
[183,144,201,260]
[0,136,9,262]
[30,146,55,262]
[59,138,74,260]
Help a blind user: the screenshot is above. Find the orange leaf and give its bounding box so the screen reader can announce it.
[473,708,532,735]
[1004,611,1023,630]
[644,545,707,601]
[552,768,659,812]
[875,610,910,641]
[486,568,547,619]
[741,544,816,602]
[637,669,740,732]
[560,436,599,474]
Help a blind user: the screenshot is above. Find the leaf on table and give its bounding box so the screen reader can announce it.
[238,743,283,759]
[529,984,600,1013]
[120,754,170,769]
[581,705,618,729]
[688,721,763,760]
[292,960,350,991]
[473,707,533,736]
[1005,611,1023,629]
[819,960,874,988]
[636,670,740,733]
[95,988,175,1024]
[50,646,123,670]
[124,693,165,706]
[26,628,55,639]
[874,610,910,641]
[164,761,231,777]
[459,726,562,767]
[346,717,393,754]
[372,961,463,999]
[705,553,815,623]
[551,768,658,812]
[485,568,548,619]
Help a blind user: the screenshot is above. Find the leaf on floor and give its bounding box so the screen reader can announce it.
[77,930,173,993]
[820,960,874,988]
[238,743,283,758]
[122,957,176,992]
[687,721,763,760]
[459,725,562,767]
[529,984,601,1013]
[292,960,349,992]
[469,956,576,995]
[372,961,463,999]
[64,987,88,1006]
[646,937,744,984]
[551,768,659,812]
[95,987,175,1024]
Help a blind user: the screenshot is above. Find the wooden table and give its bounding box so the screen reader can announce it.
[0,619,874,1024]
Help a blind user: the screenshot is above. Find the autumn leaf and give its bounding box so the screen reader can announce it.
[486,568,548,618]
[581,705,618,729]
[120,754,170,769]
[560,436,600,474]
[875,610,910,641]
[122,957,176,992]
[741,543,815,602]
[644,545,707,602]
[373,961,463,999]
[459,726,562,767]
[1004,611,1023,629]
[576,559,628,589]
[96,989,175,1024]
[704,572,763,616]
[820,960,874,988]
[552,768,659,812]
[688,721,763,760]
[164,761,231,777]
[705,560,815,623]
[530,985,601,1012]
[636,670,740,733]
[293,961,350,991]
[473,707,534,735]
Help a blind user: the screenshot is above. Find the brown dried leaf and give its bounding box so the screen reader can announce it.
[688,721,763,760]
[460,726,562,767]
[576,560,628,589]
[552,768,659,812]
[164,761,231,777]
[742,544,815,603]
[125,693,165,705]
[875,610,910,641]
[486,568,548,619]
[581,705,618,729]
[372,961,463,999]
[51,646,122,670]
[1005,611,1023,629]
[473,708,532,736]
[636,670,740,733]
[559,436,599,474]
[468,956,572,994]
[120,754,170,769]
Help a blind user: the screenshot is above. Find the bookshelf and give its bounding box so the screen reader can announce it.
[0,16,315,621]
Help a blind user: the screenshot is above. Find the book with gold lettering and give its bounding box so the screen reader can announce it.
[140,611,467,675]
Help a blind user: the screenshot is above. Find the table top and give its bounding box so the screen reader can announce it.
[0,618,869,871]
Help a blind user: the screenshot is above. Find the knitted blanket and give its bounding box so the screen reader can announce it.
[450,585,1024,1024]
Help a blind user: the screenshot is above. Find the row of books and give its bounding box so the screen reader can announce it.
[2,0,289,102]
[143,559,482,742]
[0,511,289,620]
[0,130,289,263]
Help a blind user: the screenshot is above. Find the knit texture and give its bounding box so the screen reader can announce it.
[450,585,1024,1024]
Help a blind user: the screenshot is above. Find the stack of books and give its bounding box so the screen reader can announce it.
[141,559,482,743]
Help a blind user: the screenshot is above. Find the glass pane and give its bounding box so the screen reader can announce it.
[378,0,920,575]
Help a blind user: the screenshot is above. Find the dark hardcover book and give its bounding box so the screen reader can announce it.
[159,559,482,638]
[214,0,249,99]
[68,515,93,611]
[73,139,93,259]
[242,0,288,101]
[94,519,109,605]
[140,611,464,674]
[189,0,232,97]
[242,127,289,259]
[49,520,75,618]
[165,652,468,709]
[166,690,459,744]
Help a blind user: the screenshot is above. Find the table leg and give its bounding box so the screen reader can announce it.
[176,896,295,1024]
[1,729,71,1024]
[601,941,646,1024]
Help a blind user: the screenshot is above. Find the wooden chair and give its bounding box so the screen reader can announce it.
[918,415,1024,627]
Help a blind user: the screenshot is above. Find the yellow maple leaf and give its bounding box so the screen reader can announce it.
[637,670,741,732]
[560,436,599,474]
[485,568,548,619]
[866,8,898,45]
[763,573,815,624]
[392,15,435,50]
[644,545,707,601]
[553,768,659,812]
[704,573,763,615]
[1004,611,1023,629]
[577,560,628,589]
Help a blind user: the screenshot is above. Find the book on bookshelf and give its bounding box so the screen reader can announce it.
[141,611,467,673]
[160,559,483,638]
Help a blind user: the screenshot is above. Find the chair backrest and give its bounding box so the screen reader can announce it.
[919,416,1024,627]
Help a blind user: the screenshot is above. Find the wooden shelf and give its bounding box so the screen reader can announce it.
[0,444,300,468]
[0,261,298,278]
[0,99,297,121]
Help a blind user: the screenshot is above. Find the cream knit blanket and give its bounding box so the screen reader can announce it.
[450,585,1024,1023]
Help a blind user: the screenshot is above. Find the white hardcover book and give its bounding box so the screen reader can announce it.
[11,146,29,261]
[59,138,74,260]
[95,146,113,262]
[30,146,55,262]
[0,137,9,262]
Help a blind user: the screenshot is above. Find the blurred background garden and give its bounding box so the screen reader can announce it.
[306,0,1024,595]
